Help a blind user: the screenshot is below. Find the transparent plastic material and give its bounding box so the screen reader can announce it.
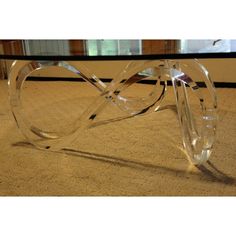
[8,59,217,165]
[169,60,217,164]
[8,60,167,149]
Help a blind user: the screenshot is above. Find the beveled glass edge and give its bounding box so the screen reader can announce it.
[1,52,236,61]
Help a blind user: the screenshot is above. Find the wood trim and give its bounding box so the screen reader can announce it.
[69,40,86,55]
[142,40,178,54]
[0,40,24,54]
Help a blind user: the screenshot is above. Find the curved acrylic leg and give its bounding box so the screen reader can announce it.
[109,60,167,115]
[169,59,217,165]
[8,60,111,150]
[8,60,167,151]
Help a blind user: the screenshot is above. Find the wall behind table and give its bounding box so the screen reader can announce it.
[199,59,236,83]
[4,59,236,83]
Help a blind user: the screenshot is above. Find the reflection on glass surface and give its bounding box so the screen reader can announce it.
[1,39,236,58]
[87,40,118,55]
[180,39,236,53]
[24,40,70,55]
[26,40,141,56]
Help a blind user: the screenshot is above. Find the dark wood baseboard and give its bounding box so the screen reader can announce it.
[22,76,236,88]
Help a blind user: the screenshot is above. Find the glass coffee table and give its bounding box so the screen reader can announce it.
[1,40,235,165]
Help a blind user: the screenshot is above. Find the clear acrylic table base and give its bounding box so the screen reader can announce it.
[8,59,217,165]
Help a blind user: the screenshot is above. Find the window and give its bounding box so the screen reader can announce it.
[86,40,142,55]
[180,39,236,53]
[23,40,70,55]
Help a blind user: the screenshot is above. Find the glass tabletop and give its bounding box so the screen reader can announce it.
[1,39,236,60]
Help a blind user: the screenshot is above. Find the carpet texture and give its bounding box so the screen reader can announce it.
[0,79,236,196]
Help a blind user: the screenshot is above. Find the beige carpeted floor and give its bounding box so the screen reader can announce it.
[0,79,236,196]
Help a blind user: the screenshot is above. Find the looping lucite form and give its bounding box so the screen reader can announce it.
[8,59,217,165]
[169,59,217,164]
